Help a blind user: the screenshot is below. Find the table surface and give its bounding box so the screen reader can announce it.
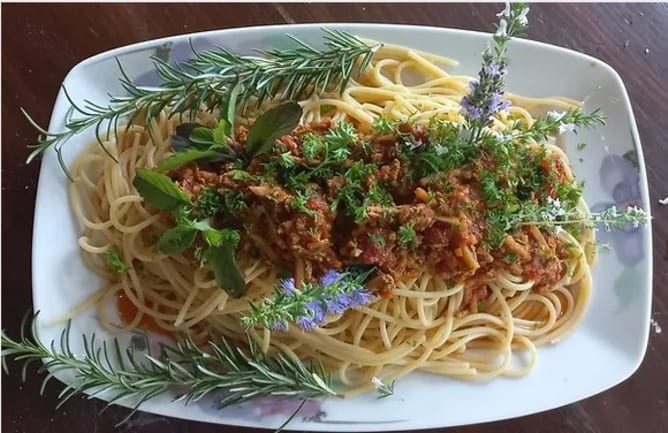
[2,3,667,433]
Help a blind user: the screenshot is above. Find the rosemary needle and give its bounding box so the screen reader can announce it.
[23,29,379,178]
[1,313,338,425]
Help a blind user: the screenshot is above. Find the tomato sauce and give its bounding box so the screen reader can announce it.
[117,291,172,337]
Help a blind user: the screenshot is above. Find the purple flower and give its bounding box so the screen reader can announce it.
[243,268,376,333]
[335,292,354,308]
[281,278,296,294]
[319,270,342,287]
[306,300,326,324]
[350,289,373,307]
[488,61,503,78]
[271,320,289,332]
[461,96,482,120]
[487,93,510,114]
[468,80,479,92]
[295,315,317,331]
[323,295,347,315]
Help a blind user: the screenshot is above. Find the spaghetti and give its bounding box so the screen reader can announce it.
[67,42,594,396]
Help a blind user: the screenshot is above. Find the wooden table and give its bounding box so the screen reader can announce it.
[2,3,667,433]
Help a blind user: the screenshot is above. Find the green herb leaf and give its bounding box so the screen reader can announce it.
[203,229,224,247]
[398,223,417,251]
[206,243,246,298]
[195,188,225,217]
[157,149,229,172]
[191,218,213,232]
[369,233,386,247]
[105,245,129,274]
[133,168,191,211]
[222,84,241,136]
[212,119,229,146]
[245,102,303,159]
[157,226,198,254]
[189,127,216,148]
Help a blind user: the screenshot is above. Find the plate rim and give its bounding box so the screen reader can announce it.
[30,22,654,431]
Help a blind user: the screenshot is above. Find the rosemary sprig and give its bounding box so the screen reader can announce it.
[1,313,338,424]
[516,109,606,143]
[461,2,528,132]
[487,199,648,246]
[242,268,374,332]
[190,29,377,107]
[23,29,378,178]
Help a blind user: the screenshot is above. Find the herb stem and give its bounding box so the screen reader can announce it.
[1,313,337,424]
[23,30,378,177]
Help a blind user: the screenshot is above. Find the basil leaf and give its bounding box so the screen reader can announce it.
[245,102,302,159]
[133,168,191,211]
[171,123,203,151]
[189,127,216,148]
[157,149,228,172]
[157,226,197,254]
[212,120,228,146]
[203,229,224,247]
[206,244,246,298]
[191,219,213,231]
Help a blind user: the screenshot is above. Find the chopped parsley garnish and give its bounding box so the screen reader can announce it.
[369,233,386,247]
[105,245,129,274]
[290,190,316,216]
[325,122,357,149]
[302,133,324,160]
[196,187,225,217]
[222,190,247,214]
[398,223,417,251]
[372,117,399,133]
[503,253,518,263]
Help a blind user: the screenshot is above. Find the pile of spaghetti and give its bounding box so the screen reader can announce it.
[65,8,603,396]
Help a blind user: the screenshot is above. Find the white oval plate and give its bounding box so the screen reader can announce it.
[32,23,653,431]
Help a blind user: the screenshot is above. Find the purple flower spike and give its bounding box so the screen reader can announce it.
[281,278,296,294]
[468,80,479,92]
[296,315,317,331]
[320,270,342,286]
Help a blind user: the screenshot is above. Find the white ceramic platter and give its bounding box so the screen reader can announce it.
[31,23,653,431]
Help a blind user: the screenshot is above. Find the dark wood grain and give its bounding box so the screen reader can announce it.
[2,3,667,433]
